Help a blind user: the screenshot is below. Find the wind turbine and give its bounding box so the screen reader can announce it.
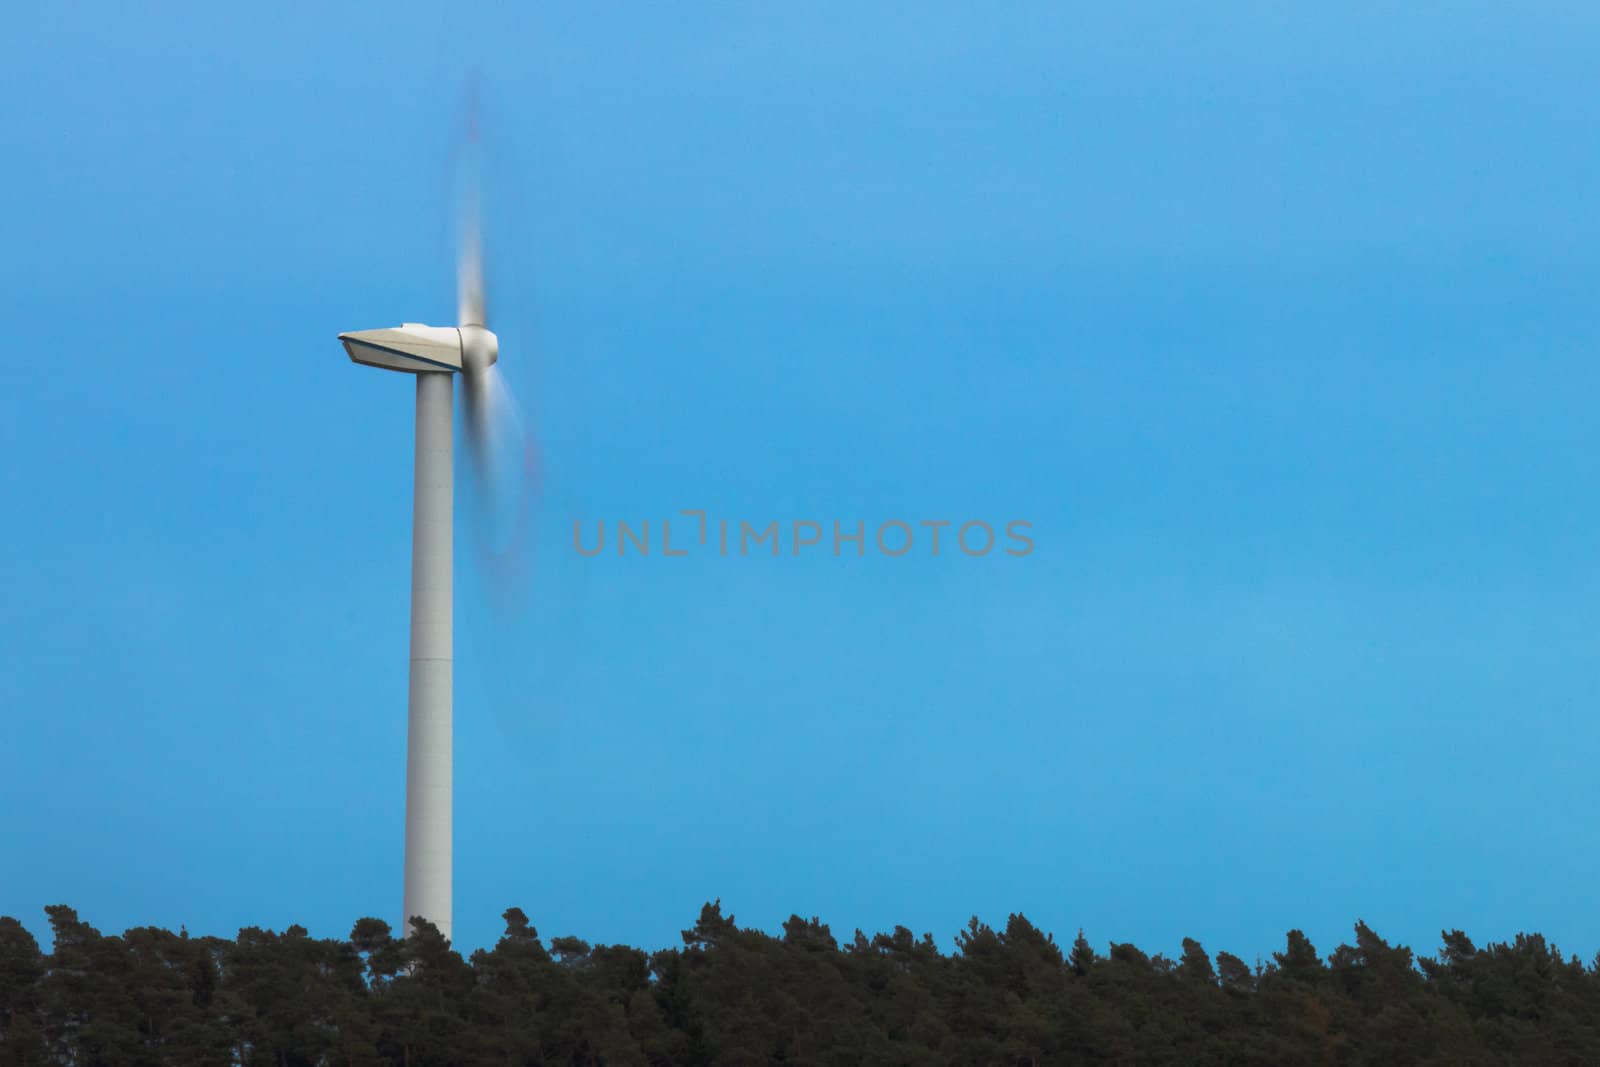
[337,189,503,944]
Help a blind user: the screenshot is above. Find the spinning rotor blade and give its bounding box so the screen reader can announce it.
[451,85,542,604]
[458,190,495,484]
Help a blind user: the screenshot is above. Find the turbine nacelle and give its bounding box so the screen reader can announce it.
[340,322,499,375]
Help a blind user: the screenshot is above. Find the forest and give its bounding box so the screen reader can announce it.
[2,902,1598,1065]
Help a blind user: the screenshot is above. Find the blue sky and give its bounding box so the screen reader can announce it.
[4,1,1600,965]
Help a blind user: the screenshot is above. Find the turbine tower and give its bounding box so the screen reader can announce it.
[337,199,499,944]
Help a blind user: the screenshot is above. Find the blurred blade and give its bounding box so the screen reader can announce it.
[461,361,495,487]
[461,362,530,518]
[460,362,541,611]
[457,76,487,329]
[457,194,487,328]
[451,75,541,615]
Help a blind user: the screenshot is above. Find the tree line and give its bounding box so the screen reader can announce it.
[2,902,1597,1064]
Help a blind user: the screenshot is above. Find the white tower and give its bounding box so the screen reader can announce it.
[340,313,498,943]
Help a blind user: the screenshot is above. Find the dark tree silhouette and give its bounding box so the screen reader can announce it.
[3,905,1598,1064]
